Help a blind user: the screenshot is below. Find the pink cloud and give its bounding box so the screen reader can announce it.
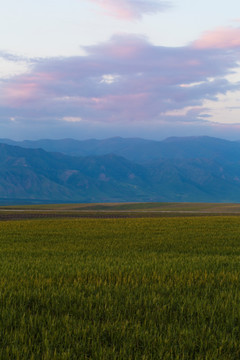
[89,0,171,20]
[1,73,57,107]
[193,26,240,49]
[4,83,38,106]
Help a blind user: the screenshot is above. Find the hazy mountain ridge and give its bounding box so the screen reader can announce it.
[1,136,240,163]
[1,137,240,203]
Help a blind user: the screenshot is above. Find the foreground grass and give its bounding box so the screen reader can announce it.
[1,217,240,359]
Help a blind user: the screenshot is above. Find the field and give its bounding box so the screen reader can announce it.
[1,209,240,358]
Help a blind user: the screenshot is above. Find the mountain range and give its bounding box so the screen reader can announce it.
[1,136,240,204]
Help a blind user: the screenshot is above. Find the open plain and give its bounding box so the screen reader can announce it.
[1,203,240,359]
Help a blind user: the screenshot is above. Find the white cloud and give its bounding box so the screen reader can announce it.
[62,117,83,123]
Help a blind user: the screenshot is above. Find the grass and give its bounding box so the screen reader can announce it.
[1,216,240,358]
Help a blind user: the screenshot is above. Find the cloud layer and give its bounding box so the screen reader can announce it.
[89,0,171,20]
[1,26,240,136]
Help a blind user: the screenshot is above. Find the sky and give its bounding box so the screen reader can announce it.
[1,0,240,140]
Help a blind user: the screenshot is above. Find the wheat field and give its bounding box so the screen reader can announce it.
[1,216,240,359]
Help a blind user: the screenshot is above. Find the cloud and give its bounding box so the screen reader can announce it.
[193,26,240,49]
[0,51,25,62]
[0,52,31,79]
[1,27,240,132]
[89,0,171,20]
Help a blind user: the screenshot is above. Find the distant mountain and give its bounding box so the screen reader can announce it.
[2,136,240,163]
[1,140,240,203]
[147,158,240,202]
[0,143,153,203]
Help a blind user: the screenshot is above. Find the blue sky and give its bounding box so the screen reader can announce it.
[1,0,240,140]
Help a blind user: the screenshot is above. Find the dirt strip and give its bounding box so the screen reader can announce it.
[0,211,240,221]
